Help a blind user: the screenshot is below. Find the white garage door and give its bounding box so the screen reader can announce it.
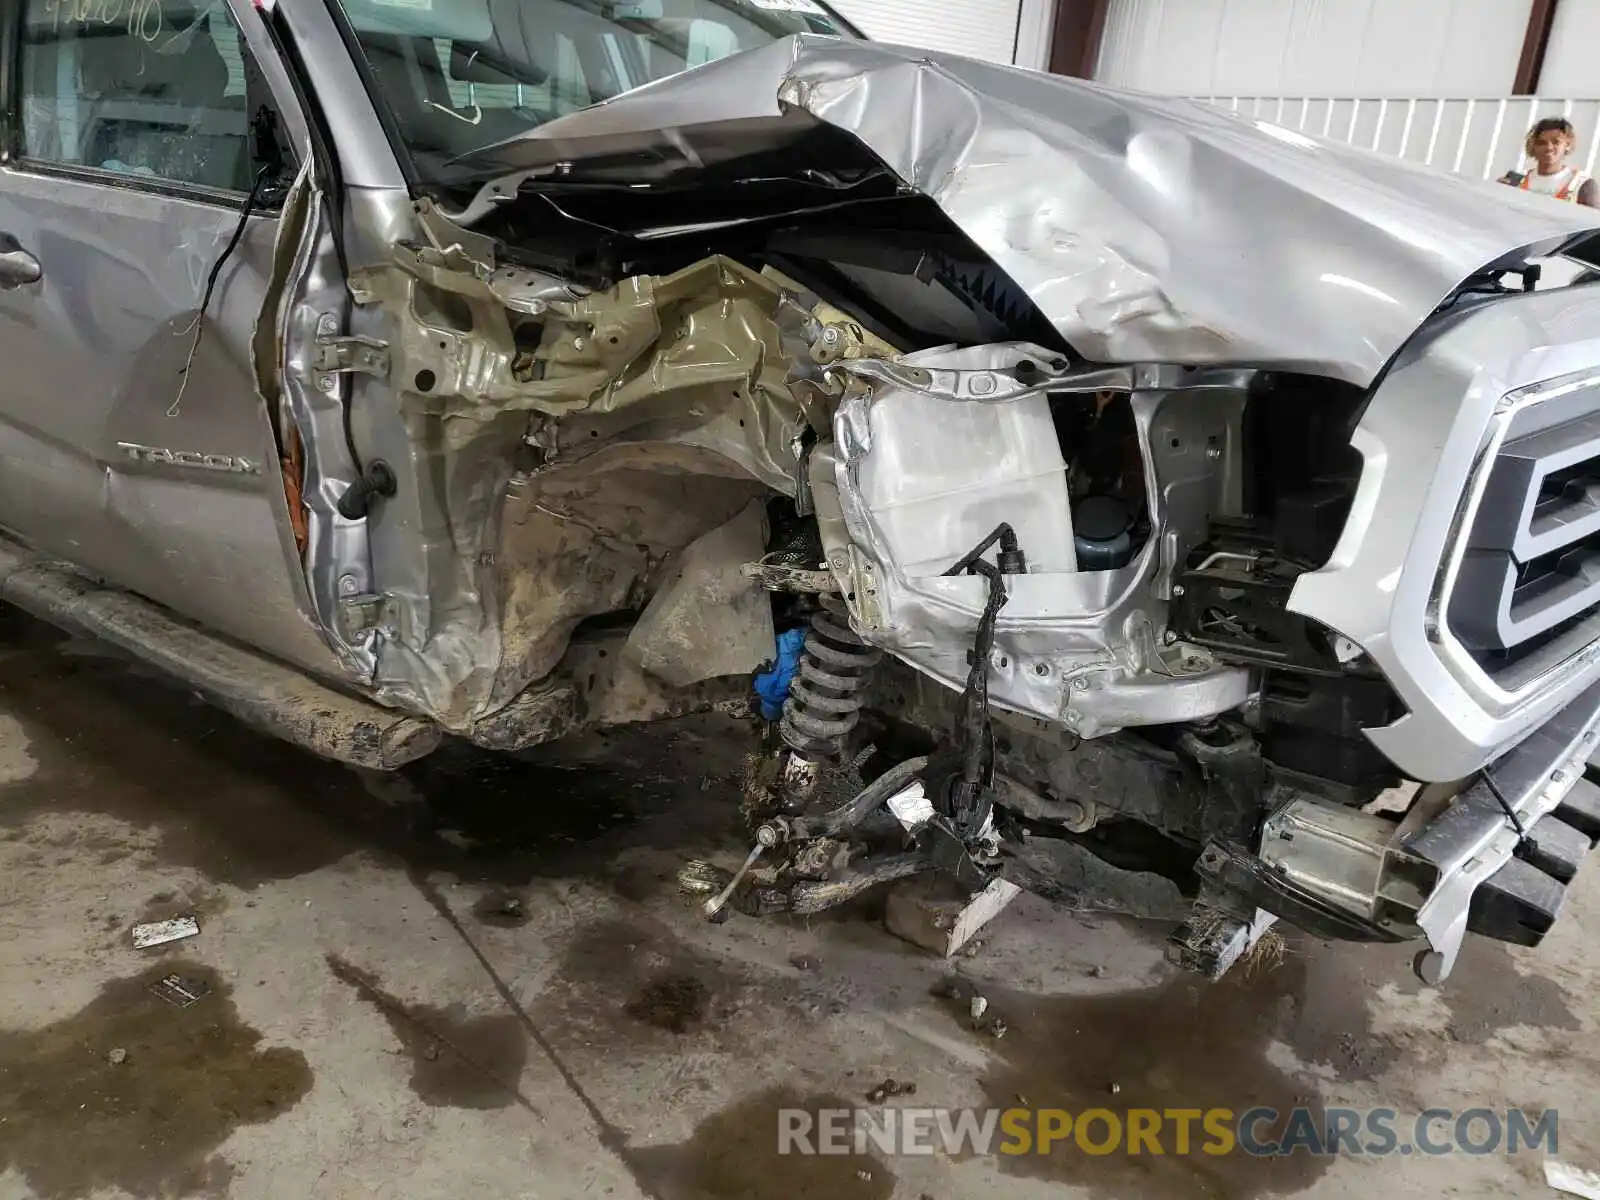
[1095,0,1531,97]
[828,0,1025,66]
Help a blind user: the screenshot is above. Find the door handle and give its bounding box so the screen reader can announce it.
[0,233,40,289]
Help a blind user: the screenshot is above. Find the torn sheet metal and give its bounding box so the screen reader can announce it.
[132,917,200,949]
[355,238,808,486]
[1547,1159,1600,1200]
[344,229,813,727]
[459,35,1600,387]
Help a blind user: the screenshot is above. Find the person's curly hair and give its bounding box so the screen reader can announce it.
[1527,117,1577,156]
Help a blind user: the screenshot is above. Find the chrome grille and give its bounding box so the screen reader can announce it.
[1449,376,1600,690]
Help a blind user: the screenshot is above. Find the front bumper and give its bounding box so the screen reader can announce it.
[1405,678,1600,979]
[1290,287,1600,783]
[1204,676,1600,983]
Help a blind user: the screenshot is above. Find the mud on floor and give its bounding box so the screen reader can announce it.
[0,962,310,1200]
[326,955,533,1113]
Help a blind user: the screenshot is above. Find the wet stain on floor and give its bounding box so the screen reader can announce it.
[471,887,532,928]
[950,951,1347,1200]
[626,974,711,1034]
[541,917,828,1058]
[625,1085,895,1200]
[326,955,531,1111]
[0,618,380,887]
[1426,939,1579,1046]
[0,961,311,1199]
[1286,934,1580,1057]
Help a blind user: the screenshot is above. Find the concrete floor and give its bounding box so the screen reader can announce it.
[0,607,1595,1200]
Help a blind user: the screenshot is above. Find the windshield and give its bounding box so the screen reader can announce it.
[337,0,854,185]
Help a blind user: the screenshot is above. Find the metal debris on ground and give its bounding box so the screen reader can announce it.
[676,859,731,896]
[865,1078,917,1103]
[937,978,1009,1039]
[856,1169,873,1182]
[1109,1082,1121,1095]
[789,953,821,972]
[148,973,211,1008]
[1088,964,1106,978]
[106,1048,127,1065]
[1547,1159,1600,1200]
[131,916,200,949]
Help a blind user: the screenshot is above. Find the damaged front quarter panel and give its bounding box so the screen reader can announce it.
[343,205,815,730]
[339,196,1251,746]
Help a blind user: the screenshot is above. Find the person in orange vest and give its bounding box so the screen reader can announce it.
[1500,118,1599,206]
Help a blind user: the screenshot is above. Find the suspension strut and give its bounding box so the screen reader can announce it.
[776,608,882,806]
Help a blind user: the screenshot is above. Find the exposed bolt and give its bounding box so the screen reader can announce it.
[1033,662,1050,677]
[317,375,336,393]
[969,373,998,396]
[1552,769,1566,784]
[1172,584,1186,597]
[1206,446,1222,459]
[1163,630,1179,645]
[337,574,359,596]
[572,337,586,352]
[821,326,842,345]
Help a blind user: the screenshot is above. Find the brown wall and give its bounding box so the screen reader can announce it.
[1047,0,1111,78]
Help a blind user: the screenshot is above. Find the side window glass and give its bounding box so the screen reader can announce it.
[20,0,257,193]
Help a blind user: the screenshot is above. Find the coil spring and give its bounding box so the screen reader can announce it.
[779,609,883,761]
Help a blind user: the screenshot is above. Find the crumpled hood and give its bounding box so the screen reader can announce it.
[460,35,1600,388]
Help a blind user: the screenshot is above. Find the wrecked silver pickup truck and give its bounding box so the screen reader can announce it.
[4,0,1600,986]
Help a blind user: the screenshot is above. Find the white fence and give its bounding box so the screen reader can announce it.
[1204,96,1600,182]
